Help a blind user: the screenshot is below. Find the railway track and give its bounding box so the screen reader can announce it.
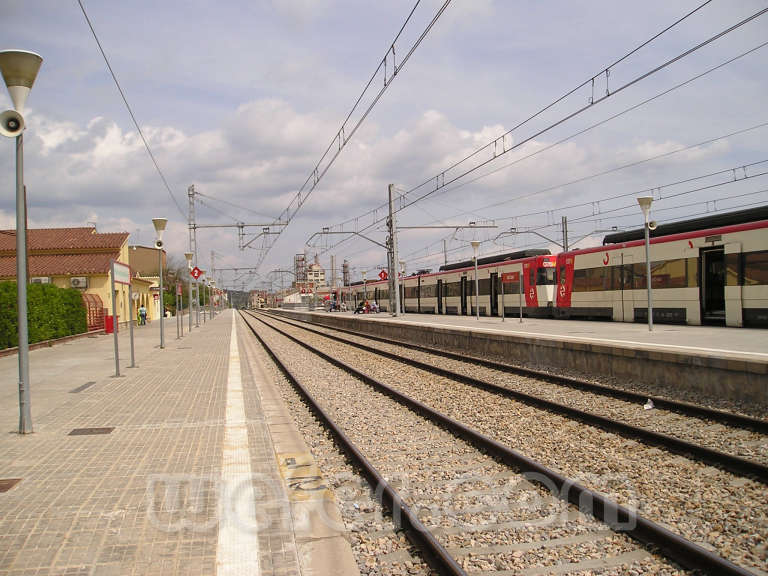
[261,310,768,478]
[240,310,762,575]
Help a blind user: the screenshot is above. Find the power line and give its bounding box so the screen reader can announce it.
[252,0,454,270]
[77,0,185,219]
[196,190,276,221]
[322,5,767,249]
[422,42,768,218]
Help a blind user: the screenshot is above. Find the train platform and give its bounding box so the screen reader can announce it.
[274,308,768,406]
[0,310,358,576]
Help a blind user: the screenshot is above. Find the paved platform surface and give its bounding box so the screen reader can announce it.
[0,310,357,575]
[311,309,768,360]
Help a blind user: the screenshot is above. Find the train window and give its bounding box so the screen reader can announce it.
[420,284,436,298]
[631,258,697,289]
[744,251,768,285]
[478,278,491,295]
[404,286,419,299]
[536,267,556,286]
[572,267,609,292]
[444,281,461,297]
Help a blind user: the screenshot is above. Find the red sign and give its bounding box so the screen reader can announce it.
[378,270,388,281]
[501,272,519,283]
[176,283,182,296]
[190,266,202,279]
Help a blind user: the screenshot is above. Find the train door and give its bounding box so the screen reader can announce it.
[490,272,499,316]
[701,247,726,325]
[417,276,421,313]
[622,254,634,323]
[460,276,468,315]
[437,279,443,314]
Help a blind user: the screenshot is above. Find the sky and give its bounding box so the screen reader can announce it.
[1,0,767,291]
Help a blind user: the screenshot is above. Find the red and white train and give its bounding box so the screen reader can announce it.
[348,206,768,328]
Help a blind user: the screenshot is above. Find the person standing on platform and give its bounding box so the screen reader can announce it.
[138,304,147,326]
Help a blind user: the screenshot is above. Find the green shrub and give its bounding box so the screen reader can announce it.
[0,281,87,349]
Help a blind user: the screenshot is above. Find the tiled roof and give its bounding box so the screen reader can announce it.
[0,228,129,252]
[0,252,119,278]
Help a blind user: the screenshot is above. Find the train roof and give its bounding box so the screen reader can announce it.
[439,249,550,271]
[602,205,768,245]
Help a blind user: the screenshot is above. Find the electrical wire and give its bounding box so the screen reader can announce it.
[322,5,767,247]
[254,0,454,270]
[77,0,186,219]
[196,191,276,221]
[423,41,768,218]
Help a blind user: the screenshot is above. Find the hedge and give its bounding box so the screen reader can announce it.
[0,281,88,349]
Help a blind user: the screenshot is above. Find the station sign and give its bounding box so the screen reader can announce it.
[112,261,131,285]
[190,266,202,279]
[501,272,519,283]
[379,270,388,281]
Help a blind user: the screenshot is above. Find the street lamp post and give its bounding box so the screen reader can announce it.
[0,49,43,434]
[399,260,406,314]
[471,241,480,320]
[185,252,193,332]
[152,218,167,348]
[361,271,367,303]
[637,196,654,332]
[211,281,216,318]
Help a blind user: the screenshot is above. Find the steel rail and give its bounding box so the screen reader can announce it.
[237,312,467,576]
[245,310,756,575]
[265,309,768,433]
[259,310,768,483]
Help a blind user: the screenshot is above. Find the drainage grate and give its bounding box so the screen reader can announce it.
[70,381,97,394]
[68,427,115,436]
[0,479,21,493]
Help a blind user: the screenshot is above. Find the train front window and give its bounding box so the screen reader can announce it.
[536,267,556,285]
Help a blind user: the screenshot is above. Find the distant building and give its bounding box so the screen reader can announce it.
[0,227,156,329]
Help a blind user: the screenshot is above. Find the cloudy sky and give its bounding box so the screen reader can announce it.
[2,0,766,289]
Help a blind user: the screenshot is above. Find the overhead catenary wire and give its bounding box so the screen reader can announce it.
[196,190,277,221]
[252,0,454,271]
[77,0,186,219]
[322,6,768,251]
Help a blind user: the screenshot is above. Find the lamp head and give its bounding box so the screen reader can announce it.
[471,240,480,257]
[0,50,43,114]
[152,217,168,241]
[637,196,653,219]
[184,251,193,265]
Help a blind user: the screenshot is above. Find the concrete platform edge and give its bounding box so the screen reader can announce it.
[273,309,768,404]
[237,314,361,576]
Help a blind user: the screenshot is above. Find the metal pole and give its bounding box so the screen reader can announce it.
[202,283,206,324]
[388,183,401,317]
[474,257,479,321]
[501,271,505,322]
[645,221,653,331]
[188,278,193,332]
[16,133,32,433]
[158,248,164,348]
[562,216,569,252]
[110,261,120,377]
[180,286,184,336]
[176,291,180,339]
[519,270,523,323]
[128,282,136,367]
[195,281,200,327]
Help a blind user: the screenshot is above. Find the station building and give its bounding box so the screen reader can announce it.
[0,227,159,329]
